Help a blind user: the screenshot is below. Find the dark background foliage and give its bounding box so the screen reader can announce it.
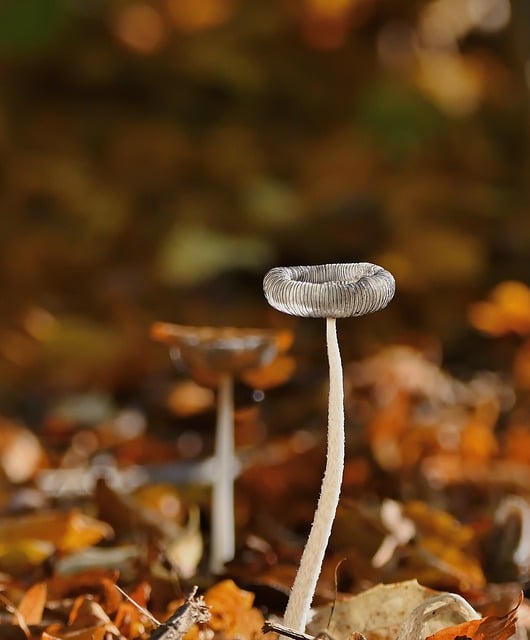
[0,0,528,408]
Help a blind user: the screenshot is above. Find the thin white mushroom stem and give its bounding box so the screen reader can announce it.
[283,317,345,632]
[210,373,236,573]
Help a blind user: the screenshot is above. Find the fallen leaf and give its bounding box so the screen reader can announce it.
[16,581,47,626]
[95,480,203,578]
[42,626,115,640]
[113,581,152,638]
[0,510,113,564]
[201,579,264,640]
[46,569,120,603]
[395,592,480,640]
[410,535,486,591]
[42,595,122,640]
[403,501,476,548]
[308,580,438,640]
[424,593,522,640]
[68,595,119,630]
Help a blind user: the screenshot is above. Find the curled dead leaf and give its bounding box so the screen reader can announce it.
[424,592,522,640]
[308,580,438,640]
[396,592,481,640]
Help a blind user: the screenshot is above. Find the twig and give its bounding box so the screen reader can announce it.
[115,584,161,627]
[262,619,316,640]
[115,584,210,640]
[149,586,210,640]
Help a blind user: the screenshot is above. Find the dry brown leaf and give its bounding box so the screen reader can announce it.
[42,625,115,640]
[16,582,47,626]
[395,592,481,640]
[95,478,177,540]
[41,596,122,639]
[68,595,119,630]
[46,569,119,601]
[308,580,438,640]
[425,593,522,640]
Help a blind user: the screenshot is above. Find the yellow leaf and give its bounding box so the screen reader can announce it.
[0,510,113,553]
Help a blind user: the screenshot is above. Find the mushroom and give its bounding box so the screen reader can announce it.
[151,322,293,573]
[263,263,395,632]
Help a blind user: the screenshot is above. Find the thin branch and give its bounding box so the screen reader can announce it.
[262,619,316,640]
[149,586,210,640]
[114,584,161,627]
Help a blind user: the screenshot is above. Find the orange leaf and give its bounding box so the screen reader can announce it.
[203,579,264,640]
[46,569,119,601]
[17,582,47,626]
[114,581,152,637]
[68,595,114,629]
[425,593,522,640]
[0,510,112,553]
[42,626,110,640]
[41,595,122,640]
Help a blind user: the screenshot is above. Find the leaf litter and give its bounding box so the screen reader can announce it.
[3,283,530,638]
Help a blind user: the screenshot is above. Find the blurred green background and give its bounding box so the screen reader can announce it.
[0,0,529,410]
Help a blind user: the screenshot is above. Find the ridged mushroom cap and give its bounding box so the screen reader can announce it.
[263,263,395,318]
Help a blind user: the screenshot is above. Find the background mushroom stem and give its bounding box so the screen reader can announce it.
[210,373,236,573]
[283,317,345,632]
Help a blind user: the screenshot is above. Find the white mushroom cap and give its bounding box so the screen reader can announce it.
[263,262,395,318]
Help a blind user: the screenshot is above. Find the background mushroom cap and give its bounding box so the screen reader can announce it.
[263,263,395,319]
[151,322,293,379]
